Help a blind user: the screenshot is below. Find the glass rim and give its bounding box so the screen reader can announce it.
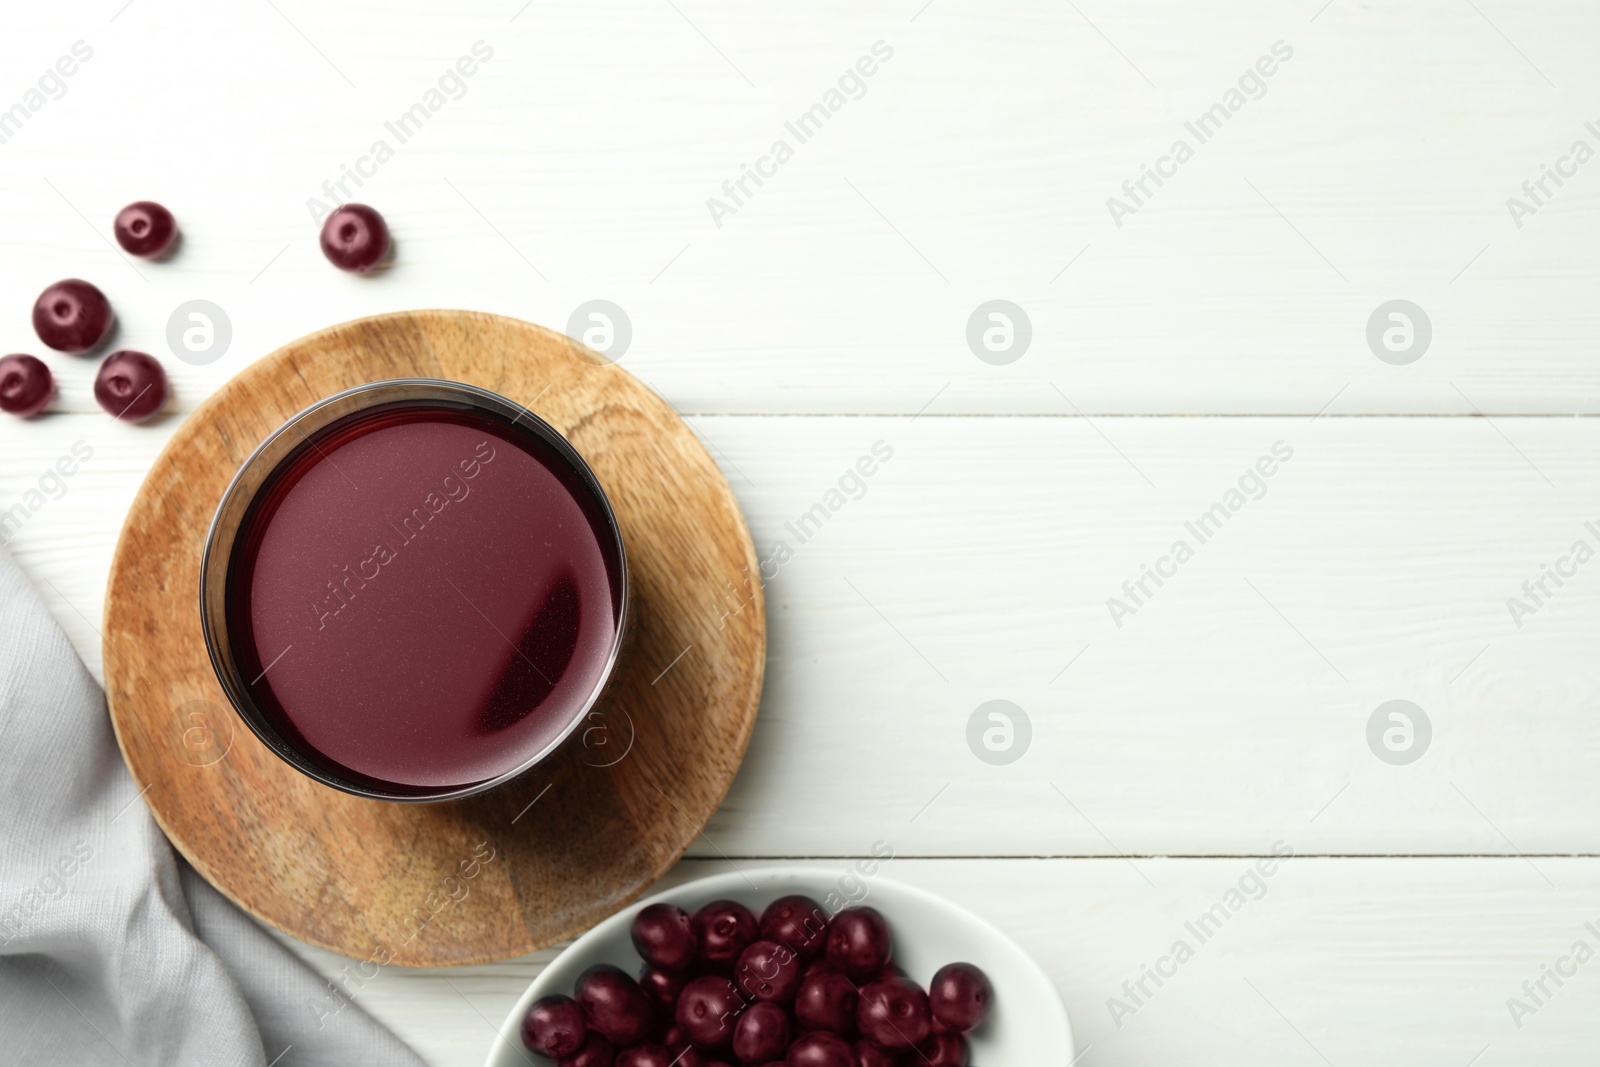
[198,377,631,802]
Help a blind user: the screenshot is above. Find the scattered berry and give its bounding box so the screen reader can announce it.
[0,354,55,418]
[320,203,390,273]
[113,201,177,258]
[94,350,167,423]
[33,279,112,354]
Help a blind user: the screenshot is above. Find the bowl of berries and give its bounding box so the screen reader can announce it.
[488,866,1071,1067]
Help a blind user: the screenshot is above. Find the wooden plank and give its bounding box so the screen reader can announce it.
[7,412,1598,855]
[278,857,1600,1066]
[0,1,1597,414]
[5,1,1596,1060]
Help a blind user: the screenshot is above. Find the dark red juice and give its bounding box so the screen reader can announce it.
[226,401,623,794]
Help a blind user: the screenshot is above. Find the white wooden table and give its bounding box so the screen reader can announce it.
[4,1,1600,1062]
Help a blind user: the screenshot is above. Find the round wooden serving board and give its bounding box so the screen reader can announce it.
[103,310,765,966]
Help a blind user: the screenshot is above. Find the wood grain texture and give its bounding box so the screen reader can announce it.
[3,2,1598,417]
[5,412,1596,856]
[0,0,1596,1059]
[99,310,766,965]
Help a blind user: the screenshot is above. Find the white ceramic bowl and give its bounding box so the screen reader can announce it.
[485,865,1072,1065]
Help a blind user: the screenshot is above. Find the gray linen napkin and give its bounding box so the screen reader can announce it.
[0,547,428,1066]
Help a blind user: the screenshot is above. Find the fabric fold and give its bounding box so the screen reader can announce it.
[0,548,427,1067]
